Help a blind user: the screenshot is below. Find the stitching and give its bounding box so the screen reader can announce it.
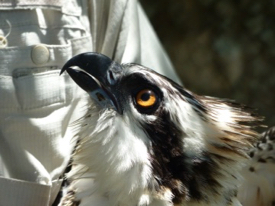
[15,71,60,80]
[0,75,12,79]
[0,44,70,51]
[0,21,85,30]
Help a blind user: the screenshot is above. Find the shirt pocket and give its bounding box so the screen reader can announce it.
[0,67,72,111]
[13,67,72,110]
[0,35,92,112]
[0,0,92,111]
[0,0,90,47]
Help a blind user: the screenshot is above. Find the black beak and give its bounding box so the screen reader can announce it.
[60,52,123,114]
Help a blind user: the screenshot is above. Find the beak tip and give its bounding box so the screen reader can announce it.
[60,62,72,76]
[59,67,66,76]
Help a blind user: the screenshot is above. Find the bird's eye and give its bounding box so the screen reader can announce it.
[135,89,157,108]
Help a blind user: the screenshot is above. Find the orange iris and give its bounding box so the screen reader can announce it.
[136,89,157,108]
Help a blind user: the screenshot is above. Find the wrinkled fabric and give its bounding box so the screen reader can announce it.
[0,0,180,205]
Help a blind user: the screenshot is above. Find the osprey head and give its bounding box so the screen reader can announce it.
[61,53,261,206]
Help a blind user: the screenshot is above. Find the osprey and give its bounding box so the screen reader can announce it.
[59,53,275,206]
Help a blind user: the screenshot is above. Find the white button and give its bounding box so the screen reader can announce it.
[0,36,8,48]
[31,44,50,65]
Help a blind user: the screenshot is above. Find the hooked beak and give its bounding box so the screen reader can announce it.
[60,52,123,114]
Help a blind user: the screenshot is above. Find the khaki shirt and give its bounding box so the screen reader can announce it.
[0,0,180,205]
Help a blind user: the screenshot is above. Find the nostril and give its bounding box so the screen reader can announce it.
[96,92,106,102]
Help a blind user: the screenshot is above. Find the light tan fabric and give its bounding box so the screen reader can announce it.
[0,0,180,205]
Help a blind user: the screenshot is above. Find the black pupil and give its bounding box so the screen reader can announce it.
[141,91,151,101]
